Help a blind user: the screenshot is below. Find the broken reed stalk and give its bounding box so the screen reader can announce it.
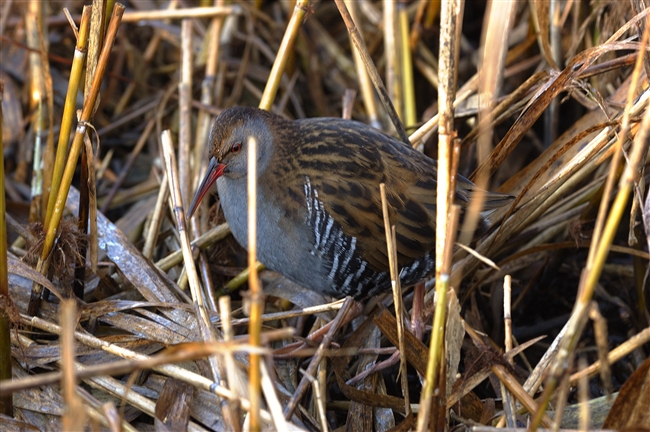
[498,275,516,427]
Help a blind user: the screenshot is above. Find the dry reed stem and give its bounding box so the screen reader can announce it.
[345,0,380,128]
[380,184,409,415]
[143,172,168,259]
[335,0,409,143]
[101,118,156,213]
[218,296,243,431]
[155,222,230,271]
[3,1,649,429]
[499,275,516,427]
[29,4,124,317]
[45,6,91,225]
[283,297,355,420]
[417,0,461,429]
[160,130,221,383]
[246,135,262,431]
[569,325,650,384]
[178,19,193,207]
[258,0,308,111]
[384,0,402,122]
[15,313,276,422]
[60,300,84,431]
[400,5,417,129]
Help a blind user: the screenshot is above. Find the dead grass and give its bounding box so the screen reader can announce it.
[1,1,649,431]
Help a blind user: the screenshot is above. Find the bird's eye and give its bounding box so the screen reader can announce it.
[231,142,242,154]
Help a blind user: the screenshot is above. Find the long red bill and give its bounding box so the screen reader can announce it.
[187,157,226,218]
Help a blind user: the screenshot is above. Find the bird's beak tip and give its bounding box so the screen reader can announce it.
[187,158,226,218]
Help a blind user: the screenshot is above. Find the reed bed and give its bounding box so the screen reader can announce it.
[1,1,649,430]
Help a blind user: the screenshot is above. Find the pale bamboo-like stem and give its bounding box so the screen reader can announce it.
[3,5,240,28]
[161,130,221,381]
[246,135,263,431]
[499,275,516,427]
[400,4,417,128]
[142,172,168,259]
[384,0,402,121]
[25,0,51,223]
[120,5,239,22]
[261,361,291,431]
[178,19,193,207]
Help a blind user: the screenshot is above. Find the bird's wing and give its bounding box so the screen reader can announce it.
[283,121,438,273]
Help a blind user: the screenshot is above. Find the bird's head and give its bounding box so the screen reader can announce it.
[187,106,277,218]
